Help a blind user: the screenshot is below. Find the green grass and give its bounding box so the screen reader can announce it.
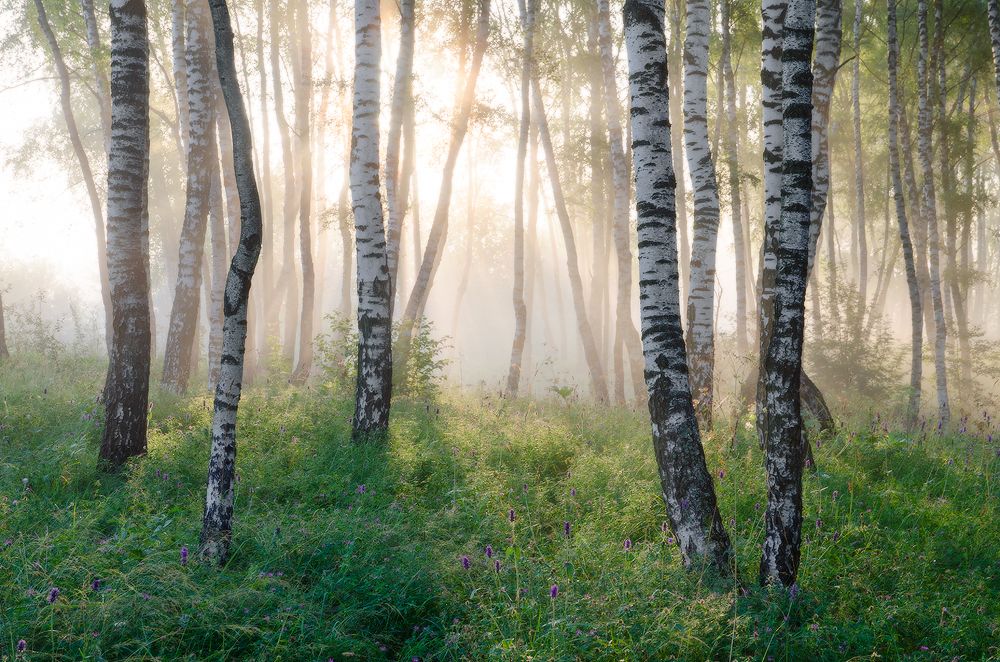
[1,354,999,660]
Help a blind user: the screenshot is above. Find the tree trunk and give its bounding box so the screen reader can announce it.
[585,15,609,369]
[852,0,867,311]
[200,0,264,564]
[682,0,721,427]
[623,0,732,574]
[758,0,814,588]
[597,0,645,404]
[101,0,151,469]
[208,136,227,387]
[506,0,535,398]
[668,0,690,308]
[0,292,8,360]
[720,0,748,355]
[79,0,112,150]
[917,0,950,422]
[292,0,315,382]
[350,0,393,441]
[888,0,923,427]
[34,0,113,351]
[162,0,216,393]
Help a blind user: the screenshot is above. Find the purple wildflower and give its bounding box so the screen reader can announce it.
[570,488,576,497]
[181,545,188,565]
[17,640,26,653]
[816,518,822,530]
[461,555,470,570]
[788,583,799,601]
[91,578,100,591]
[563,521,571,537]
[47,587,59,603]
[623,538,632,552]
[718,469,725,479]
[667,536,674,544]
[549,584,559,598]
[485,544,493,558]
[356,484,366,494]
[494,559,501,573]
[508,509,516,523]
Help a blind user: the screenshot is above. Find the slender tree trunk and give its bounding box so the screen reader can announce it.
[80,0,112,150]
[385,0,416,300]
[808,0,841,271]
[506,0,535,398]
[668,0,690,308]
[350,0,393,440]
[852,0,867,310]
[888,0,923,426]
[586,15,609,367]
[531,74,610,402]
[200,0,264,564]
[597,0,645,404]
[34,0,113,351]
[682,0,722,427]
[292,0,315,382]
[721,0,748,355]
[208,137,227,387]
[917,0,950,422]
[162,0,216,393]
[624,0,732,573]
[759,0,814,588]
[102,0,151,469]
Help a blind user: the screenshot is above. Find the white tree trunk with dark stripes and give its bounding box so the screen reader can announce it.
[200,0,264,564]
[759,0,814,587]
[350,0,393,440]
[917,0,950,422]
[681,0,721,426]
[162,0,216,393]
[888,0,923,426]
[102,0,151,469]
[623,0,732,573]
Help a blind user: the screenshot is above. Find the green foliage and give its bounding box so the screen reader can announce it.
[1,355,999,659]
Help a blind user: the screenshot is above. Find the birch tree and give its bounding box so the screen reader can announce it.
[292,0,315,382]
[851,0,867,308]
[623,0,732,573]
[350,0,393,440]
[162,0,216,393]
[101,0,151,469]
[888,0,923,426]
[682,0,722,426]
[759,0,814,587]
[200,0,264,564]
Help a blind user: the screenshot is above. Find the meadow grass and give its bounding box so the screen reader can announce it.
[1,353,998,660]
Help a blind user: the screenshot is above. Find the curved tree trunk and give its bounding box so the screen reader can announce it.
[34,0,113,352]
[624,0,732,573]
[101,0,151,469]
[682,0,721,427]
[759,0,814,588]
[162,0,216,393]
[200,0,264,564]
[888,0,923,427]
[292,0,315,382]
[350,0,393,440]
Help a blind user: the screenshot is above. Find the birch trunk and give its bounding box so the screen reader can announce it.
[586,16,609,365]
[254,0,274,357]
[917,0,950,422]
[597,0,645,404]
[759,0,814,587]
[506,0,535,398]
[162,0,216,393]
[852,0,867,309]
[888,0,923,426]
[682,0,721,426]
[172,0,190,150]
[292,0,315,382]
[101,0,151,469]
[668,0,690,307]
[80,0,112,150]
[624,0,732,573]
[208,138,226,387]
[350,0,393,440]
[34,0,113,351]
[200,0,264,564]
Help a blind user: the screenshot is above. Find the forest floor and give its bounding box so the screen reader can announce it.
[1,354,998,660]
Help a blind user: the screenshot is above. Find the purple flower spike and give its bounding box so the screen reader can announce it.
[718,469,725,479]
[356,484,366,494]
[549,584,559,598]
[508,509,516,523]
[623,538,632,552]
[570,488,576,497]
[17,639,26,653]
[485,544,493,558]
[91,578,101,591]
[181,545,189,566]
[47,587,59,603]
[461,555,471,570]
[494,559,501,573]
[564,521,571,537]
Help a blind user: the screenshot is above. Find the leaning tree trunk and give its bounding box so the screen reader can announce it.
[682,0,722,427]
[531,74,611,402]
[162,0,216,393]
[101,0,151,469]
[506,0,535,398]
[888,0,923,427]
[350,0,393,441]
[597,0,645,404]
[720,0,748,355]
[759,0,814,588]
[292,0,315,382]
[623,0,732,574]
[34,0,113,350]
[200,0,264,564]
[917,0,950,422]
